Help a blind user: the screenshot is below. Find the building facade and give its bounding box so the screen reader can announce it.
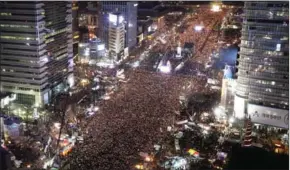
[98,2,137,50]
[234,2,289,128]
[72,1,79,56]
[108,13,125,62]
[0,2,74,107]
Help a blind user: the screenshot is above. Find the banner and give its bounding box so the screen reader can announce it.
[248,104,289,129]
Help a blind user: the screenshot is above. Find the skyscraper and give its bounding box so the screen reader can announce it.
[108,13,125,62]
[234,2,289,129]
[98,2,138,50]
[0,2,74,106]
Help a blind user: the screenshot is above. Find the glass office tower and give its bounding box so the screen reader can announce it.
[0,2,74,106]
[234,2,289,129]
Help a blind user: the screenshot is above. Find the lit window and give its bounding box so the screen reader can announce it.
[271,81,275,85]
[276,12,285,16]
[276,44,281,51]
[281,36,288,41]
[0,13,11,16]
[263,35,272,39]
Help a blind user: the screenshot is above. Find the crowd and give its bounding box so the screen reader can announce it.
[65,5,227,170]
[150,6,227,67]
[67,69,210,170]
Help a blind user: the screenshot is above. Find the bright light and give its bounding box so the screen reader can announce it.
[103,95,110,100]
[145,156,153,162]
[177,47,182,55]
[109,13,117,24]
[194,25,204,31]
[214,107,223,117]
[97,44,105,51]
[159,65,171,73]
[211,4,221,12]
[42,57,49,63]
[188,149,199,156]
[92,85,100,90]
[93,107,99,112]
[81,79,88,84]
[203,112,209,117]
[232,25,238,29]
[84,48,90,57]
[148,26,152,32]
[68,75,75,88]
[134,3,138,7]
[118,16,124,23]
[54,123,61,129]
[234,95,245,119]
[158,61,172,73]
[276,44,281,51]
[229,117,235,123]
[135,164,144,169]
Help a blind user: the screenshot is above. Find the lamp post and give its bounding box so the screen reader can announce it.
[56,93,69,155]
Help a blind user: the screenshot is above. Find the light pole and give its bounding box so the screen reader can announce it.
[56,93,69,155]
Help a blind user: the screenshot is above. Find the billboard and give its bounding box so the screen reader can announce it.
[234,95,246,119]
[248,104,289,129]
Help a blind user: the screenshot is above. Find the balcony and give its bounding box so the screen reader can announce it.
[3,3,44,9]
[1,70,48,79]
[2,49,47,56]
[1,54,47,61]
[0,60,48,68]
[1,81,47,89]
[0,15,45,21]
[1,65,48,73]
[1,76,48,85]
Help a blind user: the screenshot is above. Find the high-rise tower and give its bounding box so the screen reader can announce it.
[0,2,74,106]
[234,2,289,129]
[98,2,138,50]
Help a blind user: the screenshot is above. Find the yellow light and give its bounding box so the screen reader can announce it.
[73,35,79,39]
[188,149,197,155]
[145,156,153,162]
[211,4,221,12]
[135,164,144,169]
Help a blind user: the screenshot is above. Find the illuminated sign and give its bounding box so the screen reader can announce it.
[248,104,289,129]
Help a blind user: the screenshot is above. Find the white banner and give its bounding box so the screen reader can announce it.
[248,104,289,129]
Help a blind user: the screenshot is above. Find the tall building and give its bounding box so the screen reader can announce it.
[108,13,125,62]
[98,2,138,50]
[234,2,289,129]
[0,2,74,107]
[72,1,79,56]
